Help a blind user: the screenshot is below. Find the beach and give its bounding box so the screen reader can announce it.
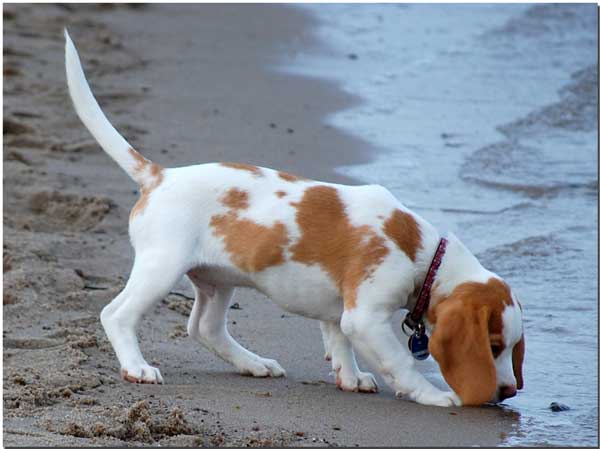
[5,3,593,446]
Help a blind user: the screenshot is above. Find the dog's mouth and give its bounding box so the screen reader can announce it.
[487,387,518,405]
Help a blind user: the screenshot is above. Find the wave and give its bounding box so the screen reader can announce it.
[461,64,598,198]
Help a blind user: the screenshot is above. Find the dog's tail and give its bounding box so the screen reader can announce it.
[64,29,158,186]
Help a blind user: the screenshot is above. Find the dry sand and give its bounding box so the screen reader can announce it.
[3,4,518,446]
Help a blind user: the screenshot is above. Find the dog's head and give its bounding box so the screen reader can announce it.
[428,278,524,405]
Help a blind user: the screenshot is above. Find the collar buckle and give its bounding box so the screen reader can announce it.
[401,313,420,336]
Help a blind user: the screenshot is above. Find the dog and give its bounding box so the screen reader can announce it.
[65,30,524,407]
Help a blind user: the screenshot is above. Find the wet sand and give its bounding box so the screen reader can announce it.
[3,4,517,446]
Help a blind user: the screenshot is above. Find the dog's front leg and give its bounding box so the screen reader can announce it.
[340,307,461,407]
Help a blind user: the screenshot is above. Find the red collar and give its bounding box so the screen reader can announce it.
[403,237,448,331]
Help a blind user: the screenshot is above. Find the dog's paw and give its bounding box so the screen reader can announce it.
[121,364,164,384]
[335,369,379,393]
[239,357,286,378]
[356,371,379,393]
[405,389,461,407]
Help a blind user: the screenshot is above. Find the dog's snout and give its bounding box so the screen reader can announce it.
[498,385,517,401]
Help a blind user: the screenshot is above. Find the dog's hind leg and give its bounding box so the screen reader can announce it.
[326,321,378,393]
[187,278,285,378]
[100,251,187,384]
[320,321,333,361]
[186,280,215,341]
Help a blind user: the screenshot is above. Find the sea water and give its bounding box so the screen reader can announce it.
[285,4,598,446]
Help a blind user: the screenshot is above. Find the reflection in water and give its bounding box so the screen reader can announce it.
[288,3,598,446]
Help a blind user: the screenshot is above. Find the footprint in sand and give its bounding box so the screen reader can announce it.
[4,64,22,77]
[49,139,99,154]
[3,118,34,136]
[27,191,114,232]
[3,338,63,350]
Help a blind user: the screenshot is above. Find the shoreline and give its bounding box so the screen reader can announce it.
[93,3,378,186]
[3,4,516,446]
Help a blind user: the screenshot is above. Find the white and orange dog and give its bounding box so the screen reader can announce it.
[65,31,524,407]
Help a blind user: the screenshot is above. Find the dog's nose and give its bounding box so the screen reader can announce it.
[498,385,517,401]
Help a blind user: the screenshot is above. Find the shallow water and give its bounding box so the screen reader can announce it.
[285,4,598,446]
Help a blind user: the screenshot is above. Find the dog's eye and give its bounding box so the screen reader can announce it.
[490,344,503,358]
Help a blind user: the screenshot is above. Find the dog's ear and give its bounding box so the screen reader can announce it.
[512,335,525,390]
[429,299,496,405]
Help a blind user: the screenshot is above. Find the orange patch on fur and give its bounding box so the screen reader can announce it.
[129,147,151,172]
[278,170,305,182]
[428,278,514,405]
[221,162,263,177]
[428,278,513,323]
[290,185,389,310]
[221,188,249,210]
[150,162,162,177]
[275,191,287,198]
[129,147,164,220]
[382,209,422,262]
[211,187,288,272]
